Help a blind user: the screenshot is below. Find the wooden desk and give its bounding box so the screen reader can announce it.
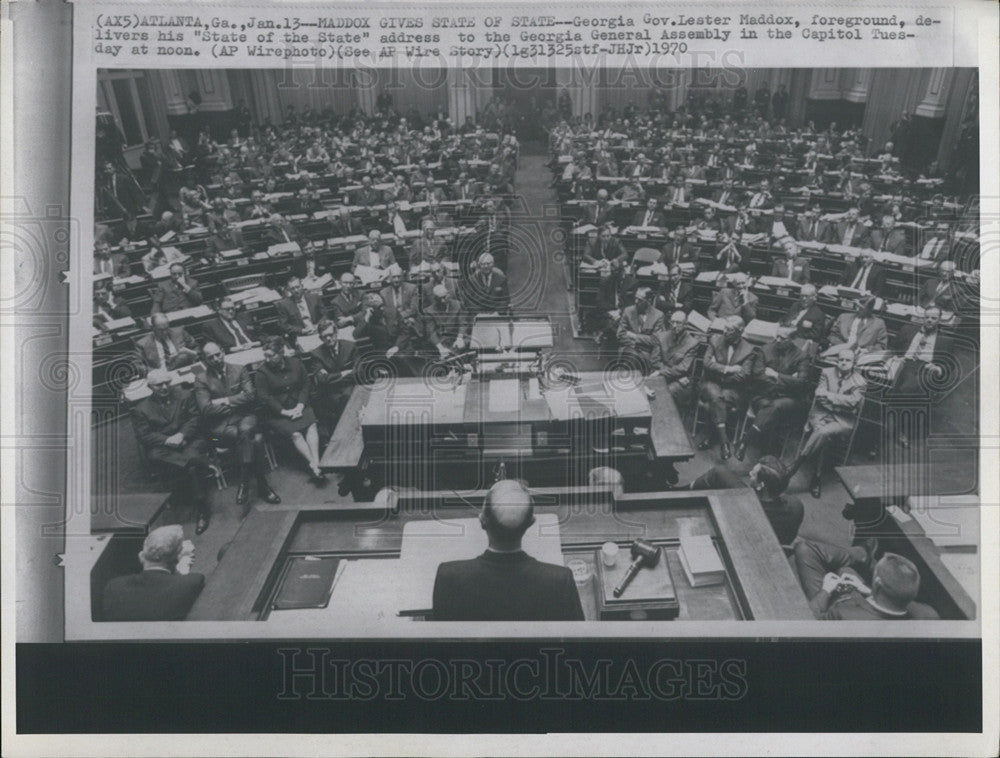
[321,373,694,490]
[90,492,171,534]
[186,488,812,623]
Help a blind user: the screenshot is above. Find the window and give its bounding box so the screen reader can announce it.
[98,70,157,148]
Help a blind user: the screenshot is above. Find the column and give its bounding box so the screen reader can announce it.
[447,68,478,124]
[841,69,873,104]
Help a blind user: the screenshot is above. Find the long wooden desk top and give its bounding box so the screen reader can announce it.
[187,488,812,623]
[836,462,977,503]
[320,373,694,468]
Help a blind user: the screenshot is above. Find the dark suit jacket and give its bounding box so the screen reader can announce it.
[151,278,203,314]
[583,237,627,266]
[202,314,257,351]
[842,260,887,297]
[827,220,869,248]
[919,277,961,310]
[703,335,762,387]
[274,293,328,335]
[633,209,665,227]
[264,223,299,247]
[462,268,509,314]
[136,327,197,370]
[379,282,421,336]
[432,550,585,621]
[770,258,811,284]
[892,323,952,362]
[781,301,827,341]
[869,228,908,255]
[653,329,701,380]
[330,290,365,325]
[193,363,257,421]
[103,569,205,621]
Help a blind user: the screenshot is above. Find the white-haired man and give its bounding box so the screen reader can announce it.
[102,525,205,621]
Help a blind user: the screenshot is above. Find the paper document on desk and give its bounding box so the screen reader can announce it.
[488,379,520,414]
[353,264,387,285]
[606,377,651,416]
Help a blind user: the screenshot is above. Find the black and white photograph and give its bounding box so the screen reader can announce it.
[4,0,997,754]
[83,64,982,631]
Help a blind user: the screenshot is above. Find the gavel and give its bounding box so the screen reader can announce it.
[613,539,661,598]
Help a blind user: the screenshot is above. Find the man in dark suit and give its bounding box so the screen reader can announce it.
[652,310,701,404]
[794,204,827,243]
[916,222,954,263]
[379,264,422,345]
[843,250,887,297]
[432,479,585,622]
[202,297,258,351]
[890,306,952,398]
[102,525,205,621]
[780,284,827,342]
[711,179,740,207]
[682,456,804,548]
[263,213,299,247]
[93,282,132,330]
[617,287,665,368]
[582,226,628,311]
[151,263,203,314]
[869,214,907,255]
[659,230,696,268]
[794,542,938,620]
[309,319,358,432]
[462,252,510,316]
[423,284,470,356]
[194,342,280,511]
[770,240,811,284]
[918,261,961,311]
[274,276,328,336]
[132,369,214,534]
[633,197,665,228]
[352,175,382,207]
[826,207,869,248]
[735,325,811,460]
[580,189,612,226]
[136,314,199,371]
[93,240,131,277]
[657,265,694,313]
[330,272,365,327]
[698,316,763,460]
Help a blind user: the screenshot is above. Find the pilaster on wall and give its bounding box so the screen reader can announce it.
[447,68,478,124]
[555,66,597,119]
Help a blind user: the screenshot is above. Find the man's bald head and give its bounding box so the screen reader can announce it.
[480,479,535,549]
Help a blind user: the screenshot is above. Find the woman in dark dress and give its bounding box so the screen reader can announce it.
[254,336,327,485]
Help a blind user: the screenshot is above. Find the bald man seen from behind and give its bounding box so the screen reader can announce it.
[431,480,585,622]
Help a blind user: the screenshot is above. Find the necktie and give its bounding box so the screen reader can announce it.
[644,211,652,226]
[847,317,863,347]
[906,333,929,360]
[159,336,175,364]
[879,234,887,252]
[922,238,944,260]
[786,262,795,282]
[852,265,869,290]
[225,318,249,346]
